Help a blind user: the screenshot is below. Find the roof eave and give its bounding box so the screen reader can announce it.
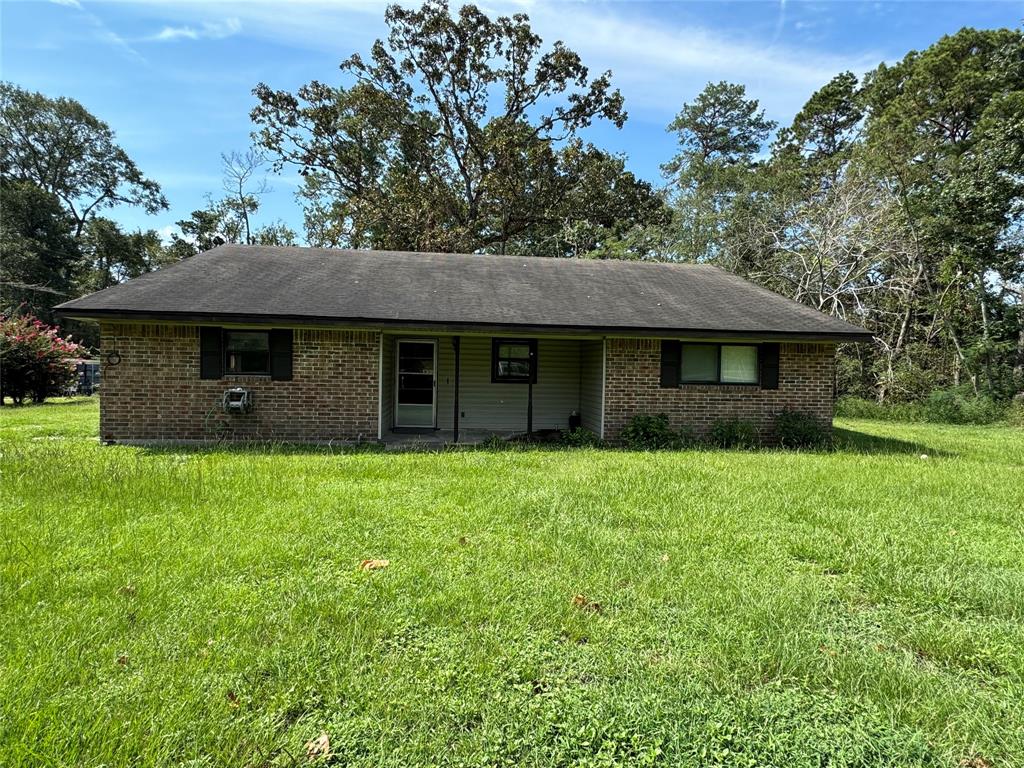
[56,307,873,343]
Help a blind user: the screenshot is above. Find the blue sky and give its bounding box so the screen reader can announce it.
[3,0,1022,243]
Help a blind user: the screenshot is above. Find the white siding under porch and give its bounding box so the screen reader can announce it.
[381,333,603,437]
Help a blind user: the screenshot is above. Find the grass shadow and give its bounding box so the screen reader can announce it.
[125,426,955,459]
[832,427,953,457]
[2,396,98,409]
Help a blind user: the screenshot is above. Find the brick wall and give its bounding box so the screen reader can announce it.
[99,323,380,443]
[602,339,835,443]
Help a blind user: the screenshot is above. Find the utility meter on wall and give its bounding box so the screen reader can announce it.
[222,387,253,414]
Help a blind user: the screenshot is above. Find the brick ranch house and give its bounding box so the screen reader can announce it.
[56,245,871,445]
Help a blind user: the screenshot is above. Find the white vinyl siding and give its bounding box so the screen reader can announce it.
[435,337,581,432]
[384,334,603,434]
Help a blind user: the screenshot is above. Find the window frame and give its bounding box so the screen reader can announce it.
[678,342,760,386]
[223,329,272,376]
[719,344,760,385]
[491,338,538,384]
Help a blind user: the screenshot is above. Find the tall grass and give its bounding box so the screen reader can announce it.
[2,399,1023,766]
[836,387,1018,425]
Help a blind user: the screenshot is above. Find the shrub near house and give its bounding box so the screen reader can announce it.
[0,314,84,405]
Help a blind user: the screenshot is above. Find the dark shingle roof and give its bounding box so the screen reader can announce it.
[56,245,871,340]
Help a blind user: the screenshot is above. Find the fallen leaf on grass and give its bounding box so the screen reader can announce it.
[305,732,331,761]
[571,594,602,613]
[226,690,240,708]
[358,559,390,572]
[457,536,469,546]
[959,757,991,768]
[116,654,129,666]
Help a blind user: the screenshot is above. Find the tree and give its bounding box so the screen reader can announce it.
[662,82,776,261]
[0,180,82,321]
[773,72,863,188]
[0,82,167,238]
[166,149,297,259]
[251,0,665,255]
[167,201,297,260]
[219,150,270,245]
[860,27,1024,397]
[685,28,1024,403]
[79,218,168,292]
[0,313,85,405]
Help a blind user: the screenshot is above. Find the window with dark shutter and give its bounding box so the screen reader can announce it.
[269,329,293,381]
[199,327,223,379]
[224,331,271,374]
[660,340,681,388]
[760,343,780,389]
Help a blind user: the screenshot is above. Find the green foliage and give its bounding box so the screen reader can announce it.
[661,81,776,262]
[0,81,166,237]
[774,410,831,449]
[251,0,667,255]
[80,217,168,292]
[0,180,82,321]
[0,313,85,404]
[619,414,692,450]
[653,28,1024,405]
[836,388,1010,425]
[708,417,759,448]
[1008,397,1024,427]
[480,434,510,451]
[561,427,604,448]
[4,402,1024,765]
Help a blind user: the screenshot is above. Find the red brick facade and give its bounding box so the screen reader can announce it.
[602,339,835,443]
[97,324,835,445]
[99,323,379,443]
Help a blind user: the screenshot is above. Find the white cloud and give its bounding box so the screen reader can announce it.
[527,6,879,120]
[148,17,242,43]
[53,0,148,63]
[156,224,180,245]
[116,1,883,120]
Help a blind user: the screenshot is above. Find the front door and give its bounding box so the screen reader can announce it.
[395,339,436,428]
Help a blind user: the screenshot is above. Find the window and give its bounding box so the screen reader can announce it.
[225,330,270,375]
[665,342,761,386]
[720,345,758,383]
[492,338,537,383]
[680,344,718,383]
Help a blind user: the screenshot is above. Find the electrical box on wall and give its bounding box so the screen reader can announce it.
[222,387,253,414]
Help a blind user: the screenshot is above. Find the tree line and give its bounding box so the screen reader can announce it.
[1,0,1021,403]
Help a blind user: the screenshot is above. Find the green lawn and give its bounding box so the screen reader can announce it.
[2,399,1023,767]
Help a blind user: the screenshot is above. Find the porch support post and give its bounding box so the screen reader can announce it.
[527,380,533,436]
[452,336,461,444]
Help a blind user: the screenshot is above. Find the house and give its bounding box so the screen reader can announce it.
[56,245,871,445]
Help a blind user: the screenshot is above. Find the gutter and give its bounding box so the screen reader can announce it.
[55,308,873,344]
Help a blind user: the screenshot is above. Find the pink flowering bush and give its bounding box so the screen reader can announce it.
[0,313,86,405]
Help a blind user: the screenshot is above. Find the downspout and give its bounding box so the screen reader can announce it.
[526,343,536,437]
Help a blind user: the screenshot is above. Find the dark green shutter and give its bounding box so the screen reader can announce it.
[199,327,223,379]
[760,343,780,389]
[269,329,293,381]
[660,340,681,388]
